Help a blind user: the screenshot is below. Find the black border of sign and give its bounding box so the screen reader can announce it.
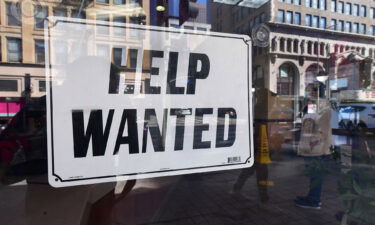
[48,18,252,183]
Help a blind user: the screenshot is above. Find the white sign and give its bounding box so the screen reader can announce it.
[46,18,253,187]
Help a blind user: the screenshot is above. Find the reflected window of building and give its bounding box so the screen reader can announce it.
[370,25,375,36]
[338,20,344,31]
[360,5,366,17]
[96,15,109,35]
[319,0,326,10]
[331,19,336,30]
[129,49,138,68]
[113,16,126,36]
[7,38,22,62]
[306,0,311,7]
[338,1,344,13]
[286,11,293,24]
[353,23,359,33]
[114,0,125,4]
[371,7,375,19]
[35,39,45,64]
[312,0,318,9]
[360,24,366,34]
[345,3,351,15]
[293,40,298,53]
[130,17,139,36]
[0,80,17,92]
[331,0,336,12]
[319,17,326,28]
[277,63,296,95]
[345,21,351,32]
[294,12,301,25]
[130,0,142,6]
[71,10,86,19]
[312,16,319,28]
[34,6,48,29]
[353,4,359,16]
[54,8,67,17]
[112,47,125,66]
[287,39,292,52]
[96,0,109,4]
[39,80,46,92]
[6,2,21,26]
[305,14,312,26]
[294,0,301,5]
[277,10,284,22]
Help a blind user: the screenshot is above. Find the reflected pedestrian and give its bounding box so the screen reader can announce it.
[295,82,333,209]
[231,124,270,202]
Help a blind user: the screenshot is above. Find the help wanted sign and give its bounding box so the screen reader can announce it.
[46,18,253,187]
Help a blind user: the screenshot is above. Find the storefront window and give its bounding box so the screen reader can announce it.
[1,1,375,225]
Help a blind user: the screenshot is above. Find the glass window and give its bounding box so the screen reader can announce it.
[353,23,359,33]
[53,8,67,17]
[345,21,351,32]
[294,12,301,25]
[6,2,21,26]
[305,14,312,26]
[306,0,311,7]
[277,10,284,22]
[331,19,336,30]
[71,10,85,19]
[345,3,351,15]
[39,80,46,92]
[0,80,17,92]
[319,0,326,10]
[312,0,318,8]
[360,24,366,34]
[338,1,344,13]
[129,17,140,36]
[34,39,45,64]
[371,8,375,19]
[34,6,48,29]
[113,0,125,4]
[112,48,124,66]
[338,20,344,31]
[3,2,375,225]
[370,25,375,35]
[96,15,109,34]
[319,17,326,29]
[129,49,137,68]
[353,4,359,16]
[360,5,366,17]
[331,0,336,12]
[7,38,22,62]
[312,15,319,28]
[286,11,293,24]
[113,16,126,35]
[277,63,295,95]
